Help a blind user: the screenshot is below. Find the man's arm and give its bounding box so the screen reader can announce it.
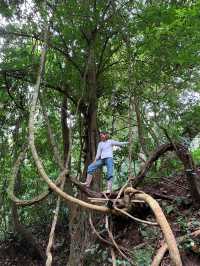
[94,143,101,162]
[111,140,129,147]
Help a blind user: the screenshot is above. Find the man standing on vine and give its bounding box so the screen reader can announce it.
[81,131,129,193]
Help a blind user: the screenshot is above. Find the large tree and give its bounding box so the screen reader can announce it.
[1,0,200,265]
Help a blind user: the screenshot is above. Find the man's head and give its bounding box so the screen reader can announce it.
[99,131,109,141]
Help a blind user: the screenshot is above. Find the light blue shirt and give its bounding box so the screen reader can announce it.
[95,140,128,160]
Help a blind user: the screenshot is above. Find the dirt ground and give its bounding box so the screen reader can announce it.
[143,172,200,266]
[0,172,200,265]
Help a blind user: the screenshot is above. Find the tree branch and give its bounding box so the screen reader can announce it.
[0,27,82,74]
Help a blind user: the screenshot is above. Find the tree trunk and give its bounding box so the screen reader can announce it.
[61,95,70,164]
[82,46,98,170]
[67,46,99,265]
[61,97,86,266]
[11,117,44,261]
[134,96,149,157]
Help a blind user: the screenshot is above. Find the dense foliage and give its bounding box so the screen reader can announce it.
[1,0,200,265]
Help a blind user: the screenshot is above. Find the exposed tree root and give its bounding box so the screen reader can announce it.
[46,125,71,266]
[125,187,182,266]
[27,26,112,212]
[114,206,157,225]
[105,215,131,263]
[7,147,68,207]
[25,15,186,266]
[152,228,200,266]
[10,145,45,262]
[8,94,71,208]
[46,176,66,266]
[88,213,130,255]
[114,180,130,206]
[132,142,200,205]
[29,73,110,211]
[111,248,117,266]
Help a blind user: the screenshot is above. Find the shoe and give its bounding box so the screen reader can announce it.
[80,174,93,187]
[102,180,112,194]
[107,180,112,193]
